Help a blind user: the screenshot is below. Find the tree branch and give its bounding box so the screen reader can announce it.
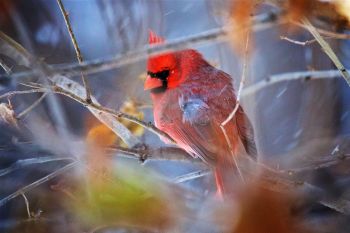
[0,31,141,148]
[0,156,74,177]
[242,69,341,97]
[5,12,280,79]
[0,161,78,207]
[56,0,92,102]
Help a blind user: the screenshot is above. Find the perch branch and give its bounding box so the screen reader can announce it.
[109,146,200,163]
[49,78,175,144]
[56,0,92,102]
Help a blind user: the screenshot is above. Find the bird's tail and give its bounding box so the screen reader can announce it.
[214,162,240,198]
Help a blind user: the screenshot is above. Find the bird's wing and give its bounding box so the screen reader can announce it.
[161,95,226,165]
[236,106,257,159]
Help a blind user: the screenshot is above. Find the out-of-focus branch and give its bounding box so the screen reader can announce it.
[6,12,280,79]
[242,69,341,97]
[17,92,48,119]
[0,156,74,177]
[302,18,350,87]
[279,153,350,175]
[0,31,141,148]
[0,161,78,207]
[56,0,92,102]
[173,169,211,183]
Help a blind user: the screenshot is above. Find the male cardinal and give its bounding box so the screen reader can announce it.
[145,31,256,196]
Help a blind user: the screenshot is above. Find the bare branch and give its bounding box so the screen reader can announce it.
[220,31,251,182]
[0,88,47,100]
[242,70,341,97]
[6,12,280,79]
[17,92,48,119]
[50,77,175,144]
[21,193,31,219]
[56,0,92,102]
[0,31,141,148]
[173,169,211,183]
[0,156,74,177]
[279,153,350,175]
[280,35,316,46]
[302,18,350,87]
[0,161,78,207]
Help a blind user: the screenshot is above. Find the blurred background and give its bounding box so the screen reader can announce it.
[1,0,350,232]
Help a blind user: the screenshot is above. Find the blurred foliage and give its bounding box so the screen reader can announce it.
[210,179,312,233]
[63,163,186,232]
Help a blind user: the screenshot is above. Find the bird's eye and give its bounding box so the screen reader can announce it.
[147,69,170,80]
[157,70,170,80]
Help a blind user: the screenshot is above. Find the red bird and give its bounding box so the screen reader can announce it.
[145,31,256,196]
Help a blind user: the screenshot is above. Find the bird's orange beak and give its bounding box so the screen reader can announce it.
[144,76,163,91]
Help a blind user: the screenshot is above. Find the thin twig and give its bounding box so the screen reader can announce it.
[17,92,48,119]
[21,193,31,219]
[173,169,211,183]
[0,161,78,207]
[302,18,350,87]
[0,57,12,74]
[294,21,350,40]
[0,88,48,100]
[280,36,316,46]
[0,156,74,177]
[56,0,92,102]
[220,31,250,182]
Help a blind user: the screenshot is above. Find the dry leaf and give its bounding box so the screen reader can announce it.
[335,0,350,23]
[229,0,254,54]
[286,0,313,21]
[213,180,312,233]
[0,102,18,127]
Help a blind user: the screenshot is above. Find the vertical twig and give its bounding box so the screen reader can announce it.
[56,0,92,103]
[21,193,31,219]
[220,31,250,182]
[302,18,350,87]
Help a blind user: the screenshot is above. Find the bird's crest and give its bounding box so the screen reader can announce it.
[149,30,164,44]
